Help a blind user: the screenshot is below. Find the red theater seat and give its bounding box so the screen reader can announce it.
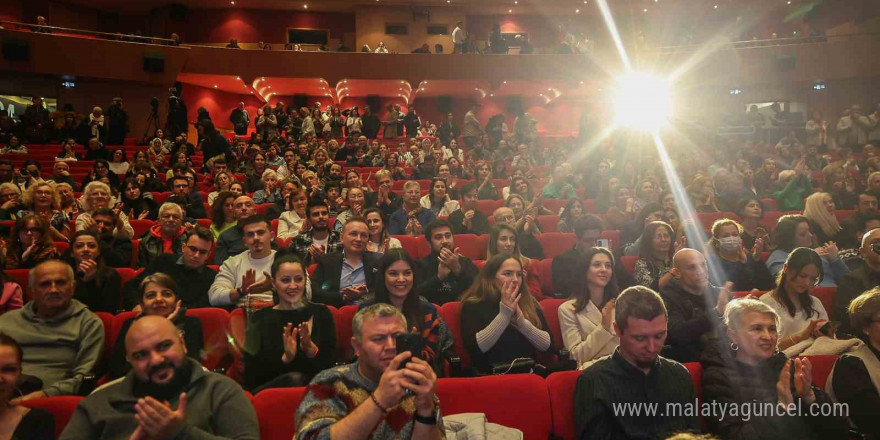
[834,210,855,223]
[475,199,503,215]
[684,361,703,399]
[540,298,567,351]
[438,301,471,368]
[334,305,358,362]
[547,370,580,440]
[395,235,431,259]
[620,256,638,276]
[53,241,69,255]
[453,234,487,260]
[95,311,115,357]
[811,287,836,319]
[227,307,247,382]
[129,220,155,238]
[7,269,30,300]
[253,387,309,440]
[542,199,568,214]
[437,374,552,440]
[537,215,560,232]
[803,355,837,389]
[538,258,555,294]
[538,233,576,259]
[22,396,83,439]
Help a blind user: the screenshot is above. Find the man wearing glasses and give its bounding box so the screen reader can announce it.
[122,226,216,310]
[658,248,734,363]
[837,228,880,333]
[168,174,207,220]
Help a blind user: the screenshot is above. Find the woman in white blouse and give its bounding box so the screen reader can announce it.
[760,247,829,350]
[558,247,621,369]
[276,184,309,240]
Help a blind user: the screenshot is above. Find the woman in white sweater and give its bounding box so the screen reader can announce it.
[276,184,308,240]
[558,247,621,369]
[760,247,829,350]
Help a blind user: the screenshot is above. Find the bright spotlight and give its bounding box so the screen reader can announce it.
[614,72,672,130]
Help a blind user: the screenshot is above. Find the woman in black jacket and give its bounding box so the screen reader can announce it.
[107,273,204,379]
[120,177,158,221]
[243,252,336,392]
[701,298,848,440]
[67,231,121,313]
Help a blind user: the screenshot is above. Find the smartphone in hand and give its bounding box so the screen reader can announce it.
[395,333,424,369]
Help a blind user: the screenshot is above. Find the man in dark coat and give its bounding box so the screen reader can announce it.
[229,102,250,135]
[105,98,129,145]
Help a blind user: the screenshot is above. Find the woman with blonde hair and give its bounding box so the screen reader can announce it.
[460,254,553,374]
[75,181,133,239]
[17,181,70,241]
[803,192,844,244]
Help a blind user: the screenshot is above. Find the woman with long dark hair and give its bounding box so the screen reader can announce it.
[419,177,460,217]
[557,198,586,233]
[461,254,553,374]
[761,247,830,350]
[66,230,121,313]
[209,191,238,239]
[766,214,848,287]
[243,252,335,392]
[558,247,620,369]
[632,221,675,291]
[363,208,401,254]
[120,177,157,221]
[360,249,447,373]
[2,214,58,269]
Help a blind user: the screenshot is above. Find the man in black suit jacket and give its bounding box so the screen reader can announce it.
[311,218,381,307]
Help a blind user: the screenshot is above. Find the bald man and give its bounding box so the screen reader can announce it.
[837,228,880,333]
[214,195,258,264]
[61,316,259,440]
[658,248,733,363]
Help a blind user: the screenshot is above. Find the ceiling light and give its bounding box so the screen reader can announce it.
[490,94,494,96]
[509,9,512,13]
[230,1,234,4]
[213,85,218,88]
[514,0,517,3]
[714,4,718,8]
[503,81,507,84]
[579,81,584,84]
[643,8,648,12]
[614,72,672,130]
[787,1,791,3]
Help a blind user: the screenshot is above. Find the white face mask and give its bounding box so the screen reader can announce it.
[718,236,740,254]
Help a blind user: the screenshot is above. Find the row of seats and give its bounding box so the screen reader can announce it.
[22,355,841,440]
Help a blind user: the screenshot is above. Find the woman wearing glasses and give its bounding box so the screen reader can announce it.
[760,247,829,350]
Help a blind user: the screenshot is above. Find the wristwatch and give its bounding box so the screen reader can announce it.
[413,397,440,425]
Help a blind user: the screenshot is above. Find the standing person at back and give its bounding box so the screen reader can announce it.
[451,21,466,54]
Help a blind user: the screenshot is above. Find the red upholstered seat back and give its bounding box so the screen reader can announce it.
[252,387,309,440]
[184,308,231,371]
[23,396,83,439]
[334,305,358,362]
[438,301,471,368]
[538,233,576,259]
[547,370,580,440]
[437,374,552,440]
[540,298,566,351]
[802,355,838,389]
[810,287,836,320]
[620,256,638,276]
[453,234,487,260]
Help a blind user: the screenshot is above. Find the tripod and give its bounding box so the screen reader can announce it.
[142,107,161,142]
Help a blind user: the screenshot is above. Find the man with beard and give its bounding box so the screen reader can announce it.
[448,183,489,235]
[311,218,381,308]
[659,248,733,363]
[209,215,276,309]
[91,208,134,268]
[290,200,342,266]
[138,202,188,267]
[123,227,216,310]
[574,286,698,440]
[60,315,259,440]
[213,196,257,264]
[415,220,478,305]
[0,261,104,400]
[388,181,436,236]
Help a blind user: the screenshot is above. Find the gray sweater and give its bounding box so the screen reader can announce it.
[0,299,104,396]
[60,358,259,440]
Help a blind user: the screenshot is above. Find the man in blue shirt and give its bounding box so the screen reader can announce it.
[311,218,381,307]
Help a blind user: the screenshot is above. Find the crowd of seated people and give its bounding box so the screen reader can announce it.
[0,94,880,439]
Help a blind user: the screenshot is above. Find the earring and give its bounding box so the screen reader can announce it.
[730,342,739,351]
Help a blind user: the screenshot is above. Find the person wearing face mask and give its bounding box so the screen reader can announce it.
[700,299,849,440]
[358,249,449,375]
[707,219,775,291]
[243,252,335,392]
[108,273,203,380]
[65,231,121,313]
[659,248,734,363]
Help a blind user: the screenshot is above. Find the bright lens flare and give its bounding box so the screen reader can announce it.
[614,73,672,131]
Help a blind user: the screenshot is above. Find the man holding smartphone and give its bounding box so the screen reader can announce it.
[296,304,443,440]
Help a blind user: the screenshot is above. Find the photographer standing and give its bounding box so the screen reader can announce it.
[165,91,188,138]
[105,97,128,145]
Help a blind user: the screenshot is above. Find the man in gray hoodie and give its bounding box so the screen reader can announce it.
[60,315,259,440]
[0,260,104,400]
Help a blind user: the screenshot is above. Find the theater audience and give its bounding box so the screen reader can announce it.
[837,228,880,333]
[66,231,121,313]
[294,304,443,440]
[0,334,54,438]
[767,214,849,287]
[574,286,699,440]
[416,220,479,305]
[632,221,675,291]
[839,192,879,250]
[557,198,586,233]
[123,228,216,310]
[333,186,367,233]
[17,181,71,242]
[108,273,203,380]
[0,260,103,400]
[388,181,435,236]
[702,298,847,439]
[804,192,846,244]
[461,254,553,374]
[277,185,309,240]
[119,178,157,221]
[209,215,276,309]
[829,287,880,438]
[559,247,620,369]
[213,196,257,264]
[493,205,545,259]
[761,247,830,349]
[359,249,448,374]
[167,175,207,220]
[311,219,380,307]
[243,252,336,391]
[290,200,342,266]
[60,315,259,440]
[706,218,774,291]
[660,248,733,363]
[419,177,459,217]
[76,181,134,239]
[208,191,237,239]
[137,202,187,267]
[553,215,605,298]
[734,198,771,253]
[363,208,401,254]
[2,214,58,269]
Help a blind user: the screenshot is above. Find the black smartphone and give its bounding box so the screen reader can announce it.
[395,333,424,369]
[819,321,840,337]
